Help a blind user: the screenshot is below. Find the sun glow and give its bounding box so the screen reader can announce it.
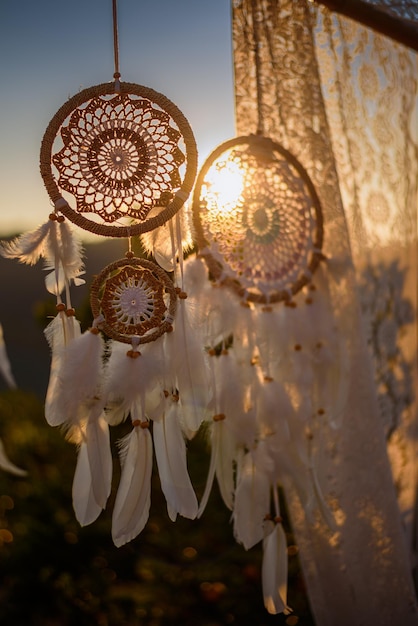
[202,156,245,214]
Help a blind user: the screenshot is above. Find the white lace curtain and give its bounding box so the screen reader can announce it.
[232,1,418,623]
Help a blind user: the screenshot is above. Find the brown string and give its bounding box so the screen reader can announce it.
[112,0,120,79]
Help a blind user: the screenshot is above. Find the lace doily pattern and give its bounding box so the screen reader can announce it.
[90,256,177,344]
[40,82,197,238]
[193,135,324,303]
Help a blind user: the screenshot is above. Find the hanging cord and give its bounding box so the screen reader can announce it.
[251,0,264,136]
[112,0,121,91]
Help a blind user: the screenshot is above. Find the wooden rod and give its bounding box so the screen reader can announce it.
[314,0,418,52]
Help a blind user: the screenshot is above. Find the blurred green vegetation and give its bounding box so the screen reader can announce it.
[0,389,314,626]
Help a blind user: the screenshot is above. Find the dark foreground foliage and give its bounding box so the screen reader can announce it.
[0,390,314,626]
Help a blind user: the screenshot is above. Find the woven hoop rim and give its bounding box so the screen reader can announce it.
[192,134,324,304]
[90,256,177,344]
[40,81,198,238]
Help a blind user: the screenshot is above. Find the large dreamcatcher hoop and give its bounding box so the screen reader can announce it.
[40,81,198,238]
[192,134,324,303]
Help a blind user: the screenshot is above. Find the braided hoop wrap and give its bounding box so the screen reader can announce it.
[40,82,198,237]
[90,256,177,344]
[192,134,324,304]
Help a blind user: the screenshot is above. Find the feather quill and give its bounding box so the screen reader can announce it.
[112,423,153,547]
[153,400,198,521]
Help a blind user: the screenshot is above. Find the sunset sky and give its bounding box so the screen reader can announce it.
[0,0,235,237]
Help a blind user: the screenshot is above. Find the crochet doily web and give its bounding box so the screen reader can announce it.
[51,93,185,226]
[194,138,323,302]
[90,258,177,344]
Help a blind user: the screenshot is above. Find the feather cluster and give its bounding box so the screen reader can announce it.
[1,203,347,618]
[1,218,84,295]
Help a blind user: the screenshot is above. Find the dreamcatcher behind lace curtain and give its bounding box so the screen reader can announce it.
[232,1,418,624]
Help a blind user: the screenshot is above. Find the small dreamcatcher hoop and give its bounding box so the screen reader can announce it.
[40,82,198,238]
[192,134,324,304]
[90,255,177,344]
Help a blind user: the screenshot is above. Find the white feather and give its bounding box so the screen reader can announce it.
[183,256,237,347]
[0,221,54,265]
[1,219,84,296]
[56,221,85,284]
[140,210,193,273]
[153,400,198,521]
[0,323,16,389]
[253,306,285,379]
[112,425,153,547]
[72,442,103,526]
[215,420,238,511]
[104,340,162,425]
[0,439,26,476]
[254,376,293,441]
[230,300,257,373]
[165,298,210,433]
[197,424,218,518]
[262,520,291,615]
[44,311,81,426]
[50,328,104,427]
[233,445,273,550]
[85,404,113,510]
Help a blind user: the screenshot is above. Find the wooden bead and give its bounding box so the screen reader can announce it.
[126,349,141,358]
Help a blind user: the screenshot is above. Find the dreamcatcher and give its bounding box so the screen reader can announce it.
[0,0,348,617]
[187,132,348,614]
[1,1,202,545]
[180,9,348,616]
